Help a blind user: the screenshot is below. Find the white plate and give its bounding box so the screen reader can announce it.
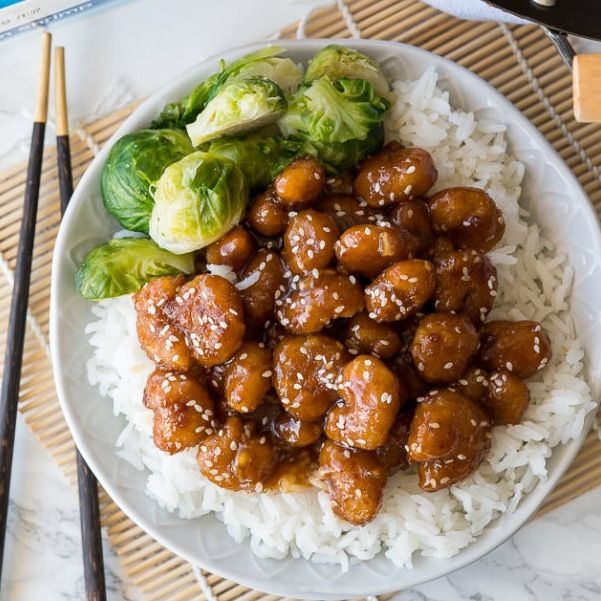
[50,39,601,599]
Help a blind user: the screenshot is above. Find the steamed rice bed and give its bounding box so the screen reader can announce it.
[85,67,595,569]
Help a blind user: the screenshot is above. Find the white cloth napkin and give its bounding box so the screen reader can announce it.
[421,0,527,24]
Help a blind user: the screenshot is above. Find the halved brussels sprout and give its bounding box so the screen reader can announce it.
[186,77,287,146]
[101,129,193,233]
[149,151,248,254]
[153,46,301,129]
[304,45,391,99]
[205,130,301,190]
[279,77,389,171]
[75,237,195,300]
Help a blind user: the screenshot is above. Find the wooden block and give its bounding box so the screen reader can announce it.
[573,54,601,123]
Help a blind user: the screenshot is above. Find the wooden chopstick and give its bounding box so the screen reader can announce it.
[55,47,74,215]
[0,31,52,585]
[54,46,107,601]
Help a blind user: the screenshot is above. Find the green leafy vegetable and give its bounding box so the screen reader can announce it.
[152,46,301,129]
[303,125,385,172]
[205,130,301,190]
[101,129,193,233]
[237,55,302,95]
[149,151,248,254]
[186,77,287,146]
[75,237,195,300]
[304,45,391,98]
[279,77,389,171]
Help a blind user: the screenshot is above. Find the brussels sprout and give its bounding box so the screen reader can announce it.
[303,124,385,172]
[150,151,248,254]
[236,56,302,95]
[205,130,301,190]
[279,77,389,171]
[186,77,287,146]
[153,46,301,129]
[304,45,391,99]
[75,237,195,300]
[101,129,193,233]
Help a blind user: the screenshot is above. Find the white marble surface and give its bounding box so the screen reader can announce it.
[1,1,601,600]
[2,415,143,601]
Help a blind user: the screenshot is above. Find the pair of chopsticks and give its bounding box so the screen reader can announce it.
[0,33,107,601]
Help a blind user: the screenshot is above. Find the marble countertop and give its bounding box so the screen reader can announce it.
[2,1,601,600]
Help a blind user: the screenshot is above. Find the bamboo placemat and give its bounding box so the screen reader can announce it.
[1,1,601,599]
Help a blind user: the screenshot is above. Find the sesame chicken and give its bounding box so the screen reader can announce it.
[143,368,215,454]
[408,388,492,491]
[282,209,339,275]
[239,249,285,334]
[364,259,436,322]
[274,157,326,208]
[273,334,349,421]
[318,440,387,525]
[354,143,438,208]
[433,249,498,324]
[335,224,419,278]
[325,355,405,450]
[410,313,479,383]
[163,274,245,367]
[454,366,490,403]
[277,268,364,334]
[389,199,435,256]
[197,417,277,491]
[247,187,289,237]
[478,320,552,378]
[343,312,402,359]
[223,341,273,414]
[427,187,505,253]
[482,369,530,425]
[134,275,194,372]
[205,226,256,272]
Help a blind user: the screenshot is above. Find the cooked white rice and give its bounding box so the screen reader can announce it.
[85,67,596,569]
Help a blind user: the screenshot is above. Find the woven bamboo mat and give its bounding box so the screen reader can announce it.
[1,0,601,599]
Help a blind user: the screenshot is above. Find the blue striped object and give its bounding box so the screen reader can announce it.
[0,0,23,8]
[1,0,123,40]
